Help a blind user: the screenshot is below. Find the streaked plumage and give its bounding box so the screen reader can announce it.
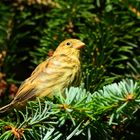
[0,39,85,113]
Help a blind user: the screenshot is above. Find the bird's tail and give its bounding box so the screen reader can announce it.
[0,102,14,114]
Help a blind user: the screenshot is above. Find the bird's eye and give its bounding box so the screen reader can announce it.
[66,42,72,46]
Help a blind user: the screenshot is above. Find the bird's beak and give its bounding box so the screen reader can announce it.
[74,42,85,49]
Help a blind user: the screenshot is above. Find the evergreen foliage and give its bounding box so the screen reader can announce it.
[0,0,140,139]
[0,79,140,139]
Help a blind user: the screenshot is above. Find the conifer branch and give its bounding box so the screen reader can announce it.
[0,79,140,139]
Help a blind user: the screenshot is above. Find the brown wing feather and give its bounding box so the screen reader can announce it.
[12,58,50,105]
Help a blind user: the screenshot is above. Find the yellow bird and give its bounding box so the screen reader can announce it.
[0,39,85,113]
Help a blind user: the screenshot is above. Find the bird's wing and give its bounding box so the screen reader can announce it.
[13,58,51,104]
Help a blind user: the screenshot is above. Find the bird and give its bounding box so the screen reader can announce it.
[0,39,85,113]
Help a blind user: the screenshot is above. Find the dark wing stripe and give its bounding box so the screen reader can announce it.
[14,88,37,103]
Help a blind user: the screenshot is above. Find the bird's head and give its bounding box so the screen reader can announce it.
[53,39,85,58]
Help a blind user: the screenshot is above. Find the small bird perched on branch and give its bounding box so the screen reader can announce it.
[0,39,85,113]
